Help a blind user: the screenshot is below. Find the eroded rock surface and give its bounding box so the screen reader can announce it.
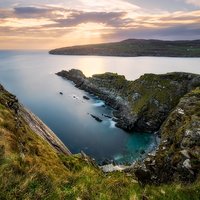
[57,69,200,133]
[135,88,200,184]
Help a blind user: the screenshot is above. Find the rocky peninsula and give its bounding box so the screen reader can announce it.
[50,39,200,57]
[56,69,200,133]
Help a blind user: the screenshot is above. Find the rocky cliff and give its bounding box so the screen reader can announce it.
[134,88,200,184]
[57,69,200,133]
[0,84,71,155]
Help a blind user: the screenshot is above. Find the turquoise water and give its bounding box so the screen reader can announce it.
[0,50,199,164]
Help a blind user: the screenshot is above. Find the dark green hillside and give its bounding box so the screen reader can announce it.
[50,39,200,57]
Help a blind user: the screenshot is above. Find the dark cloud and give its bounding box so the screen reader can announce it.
[107,23,200,40]
[52,11,129,27]
[0,6,130,27]
[0,6,71,19]
[14,6,50,17]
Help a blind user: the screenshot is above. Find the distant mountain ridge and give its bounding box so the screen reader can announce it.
[49,39,200,57]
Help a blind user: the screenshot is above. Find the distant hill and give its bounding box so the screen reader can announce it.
[49,39,200,57]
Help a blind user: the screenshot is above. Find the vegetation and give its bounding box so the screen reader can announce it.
[135,87,200,185]
[49,39,200,57]
[0,85,200,199]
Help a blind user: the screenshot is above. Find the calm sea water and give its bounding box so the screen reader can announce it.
[0,50,199,164]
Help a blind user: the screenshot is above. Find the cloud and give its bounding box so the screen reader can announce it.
[0,2,199,49]
[107,23,200,40]
[52,11,129,28]
[0,6,130,27]
[14,6,50,17]
[185,0,200,7]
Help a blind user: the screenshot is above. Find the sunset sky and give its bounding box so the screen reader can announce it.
[0,0,200,49]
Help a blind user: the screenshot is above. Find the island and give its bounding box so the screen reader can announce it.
[49,39,200,57]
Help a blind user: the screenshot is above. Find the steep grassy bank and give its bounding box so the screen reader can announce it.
[49,39,200,57]
[0,84,200,199]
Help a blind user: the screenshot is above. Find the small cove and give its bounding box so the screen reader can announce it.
[0,50,199,164]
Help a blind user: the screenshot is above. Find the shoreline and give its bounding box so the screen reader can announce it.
[100,132,160,172]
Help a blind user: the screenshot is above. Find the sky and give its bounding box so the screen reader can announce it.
[0,0,200,49]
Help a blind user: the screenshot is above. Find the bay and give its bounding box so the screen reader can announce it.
[0,50,199,164]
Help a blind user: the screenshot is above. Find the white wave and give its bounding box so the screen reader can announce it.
[109,119,116,128]
[114,154,123,161]
[93,100,105,107]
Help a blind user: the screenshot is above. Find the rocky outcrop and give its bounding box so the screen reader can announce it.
[56,69,200,133]
[20,107,71,155]
[134,88,200,184]
[90,114,103,122]
[0,84,71,155]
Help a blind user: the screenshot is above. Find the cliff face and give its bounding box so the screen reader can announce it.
[0,85,71,155]
[49,39,200,57]
[135,88,200,184]
[57,69,200,133]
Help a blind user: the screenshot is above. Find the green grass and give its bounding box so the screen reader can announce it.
[0,85,200,199]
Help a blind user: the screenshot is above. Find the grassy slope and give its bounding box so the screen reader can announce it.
[49,39,200,57]
[0,86,200,199]
[91,72,186,113]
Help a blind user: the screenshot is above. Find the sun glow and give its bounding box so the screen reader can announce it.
[0,0,199,49]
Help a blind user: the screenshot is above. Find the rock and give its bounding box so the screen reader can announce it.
[90,114,103,122]
[134,88,200,184]
[134,167,152,185]
[140,150,145,155]
[183,159,192,170]
[180,150,190,158]
[101,159,111,165]
[83,95,90,100]
[100,164,129,173]
[102,114,112,118]
[132,92,141,101]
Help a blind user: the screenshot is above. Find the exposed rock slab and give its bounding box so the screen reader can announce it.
[20,106,71,155]
[0,84,71,155]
